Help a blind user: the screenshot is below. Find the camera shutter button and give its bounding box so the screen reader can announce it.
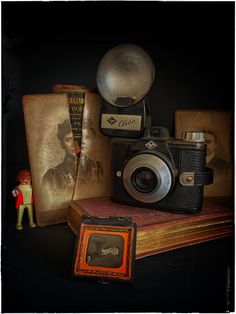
[179,172,195,186]
[186,176,193,183]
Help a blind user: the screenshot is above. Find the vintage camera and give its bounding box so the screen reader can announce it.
[96,44,213,213]
[111,127,214,213]
[96,44,155,138]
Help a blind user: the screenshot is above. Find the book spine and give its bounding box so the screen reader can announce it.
[67,202,88,235]
[67,91,85,159]
[53,88,85,159]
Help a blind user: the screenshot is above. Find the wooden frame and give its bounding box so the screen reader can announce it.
[73,216,136,283]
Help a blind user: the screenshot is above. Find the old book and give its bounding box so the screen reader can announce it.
[67,197,233,259]
[22,89,111,226]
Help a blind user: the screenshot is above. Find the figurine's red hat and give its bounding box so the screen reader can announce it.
[17,170,31,181]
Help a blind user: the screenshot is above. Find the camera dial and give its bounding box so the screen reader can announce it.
[122,154,173,203]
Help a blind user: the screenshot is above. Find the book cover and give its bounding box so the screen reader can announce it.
[67,197,233,259]
[22,89,111,226]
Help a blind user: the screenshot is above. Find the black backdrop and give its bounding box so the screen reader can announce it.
[2,1,235,313]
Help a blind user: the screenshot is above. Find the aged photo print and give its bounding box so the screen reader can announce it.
[175,110,233,197]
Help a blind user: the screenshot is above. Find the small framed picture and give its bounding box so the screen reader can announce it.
[72,216,136,283]
[175,109,233,197]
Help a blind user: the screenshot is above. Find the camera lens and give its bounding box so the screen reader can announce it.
[123,154,173,203]
[132,167,158,193]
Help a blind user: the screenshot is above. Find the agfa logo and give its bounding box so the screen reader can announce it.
[107,117,117,125]
[145,141,158,150]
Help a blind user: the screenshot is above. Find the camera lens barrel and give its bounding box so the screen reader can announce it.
[131,167,160,193]
[123,154,173,203]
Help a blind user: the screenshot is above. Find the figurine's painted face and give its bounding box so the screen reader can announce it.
[19,177,31,185]
[62,132,76,156]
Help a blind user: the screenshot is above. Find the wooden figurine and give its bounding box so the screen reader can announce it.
[12,170,36,230]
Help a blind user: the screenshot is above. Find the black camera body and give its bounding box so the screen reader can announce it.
[111,127,214,214]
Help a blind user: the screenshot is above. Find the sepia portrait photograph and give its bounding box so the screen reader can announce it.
[86,233,124,268]
[41,118,77,206]
[77,118,104,182]
[175,110,233,197]
[22,91,112,226]
[22,94,75,225]
[72,91,112,201]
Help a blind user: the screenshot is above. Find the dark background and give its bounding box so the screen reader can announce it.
[2,1,235,313]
